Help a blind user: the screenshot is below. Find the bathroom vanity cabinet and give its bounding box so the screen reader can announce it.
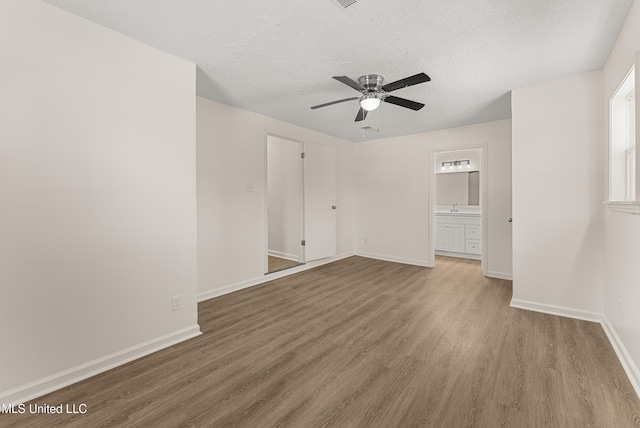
[435,213,481,260]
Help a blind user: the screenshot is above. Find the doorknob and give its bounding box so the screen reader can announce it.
[332,206,337,209]
[508,217,512,223]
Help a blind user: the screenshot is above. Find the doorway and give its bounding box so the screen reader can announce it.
[431,147,486,272]
[265,136,338,274]
[266,135,304,273]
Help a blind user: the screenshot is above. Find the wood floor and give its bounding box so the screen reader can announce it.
[267,255,301,273]
[4,256,640,427]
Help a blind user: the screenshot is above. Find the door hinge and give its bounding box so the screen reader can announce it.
[301,152,305,159]
[301,240,306,246]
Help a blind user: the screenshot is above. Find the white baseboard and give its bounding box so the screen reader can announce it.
[510,299,640,399]
[485,270,513,280]
[509,299,602,322]
[198,252,355,302]
[600,316,640,399]
[355,251,431,268]
[0,325,201,405]
[267,250,299,261]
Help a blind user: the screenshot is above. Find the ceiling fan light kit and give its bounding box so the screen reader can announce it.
[360,95,381,111]
[310,72,431,122]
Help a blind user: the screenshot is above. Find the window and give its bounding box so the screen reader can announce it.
[609,66,636,206]
[625,88,636,200]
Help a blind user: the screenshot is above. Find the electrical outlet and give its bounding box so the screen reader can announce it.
[172,295,182,311]
[619,299,624,320]
[364,238,368,245]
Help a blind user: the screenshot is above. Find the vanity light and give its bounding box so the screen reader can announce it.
[441,160,471,170]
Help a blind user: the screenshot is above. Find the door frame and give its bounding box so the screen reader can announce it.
[428,144,488,275]
[264,132,305,274]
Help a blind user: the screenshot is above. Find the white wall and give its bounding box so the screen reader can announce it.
[602,0,640,390]
[354,119,512,277]
[267,136,301,261]
[0,0,198,403]
[511,71,604,313]
[197,97,354,298]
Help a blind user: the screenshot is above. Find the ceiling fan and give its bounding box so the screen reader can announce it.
[310,72,431,122]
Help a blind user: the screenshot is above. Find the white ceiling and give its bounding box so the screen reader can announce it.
[43,0,632,142]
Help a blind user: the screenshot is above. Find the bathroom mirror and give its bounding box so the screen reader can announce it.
[436,171,480,206]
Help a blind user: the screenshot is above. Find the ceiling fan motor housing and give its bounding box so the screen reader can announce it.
[358,74,385,92]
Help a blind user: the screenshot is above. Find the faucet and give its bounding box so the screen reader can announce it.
[451,202,458,213]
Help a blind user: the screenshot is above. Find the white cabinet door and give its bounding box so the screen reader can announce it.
[303,143,336,262]
[449,224,466,253]
[435,224,450,251]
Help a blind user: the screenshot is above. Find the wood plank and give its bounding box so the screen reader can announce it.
[2,256,639,427]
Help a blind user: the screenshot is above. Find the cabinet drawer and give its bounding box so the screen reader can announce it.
[466,225,480,239]
[466,239,481,254]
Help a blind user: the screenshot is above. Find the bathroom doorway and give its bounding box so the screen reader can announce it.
[431,147,487,273]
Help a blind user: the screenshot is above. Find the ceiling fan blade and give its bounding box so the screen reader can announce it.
[333,76,365,92]
[381,73,431,92]
[310,97,359,109]
[384,95,425,111]
[355,107,368,122]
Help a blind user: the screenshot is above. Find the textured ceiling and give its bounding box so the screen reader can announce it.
[43,0,632,142]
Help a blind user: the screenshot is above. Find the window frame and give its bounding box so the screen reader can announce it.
[607,64,639,214]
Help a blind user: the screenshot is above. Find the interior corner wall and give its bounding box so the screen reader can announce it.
[196,97,354,297]
[0,0,198,401]
[353,119,512,276]
[602,0,640,384]
[511,70,604,313]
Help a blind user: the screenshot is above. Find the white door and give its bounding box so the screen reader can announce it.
[435,224,450,251]
[449,224,466,253]
[303,143,336,262]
